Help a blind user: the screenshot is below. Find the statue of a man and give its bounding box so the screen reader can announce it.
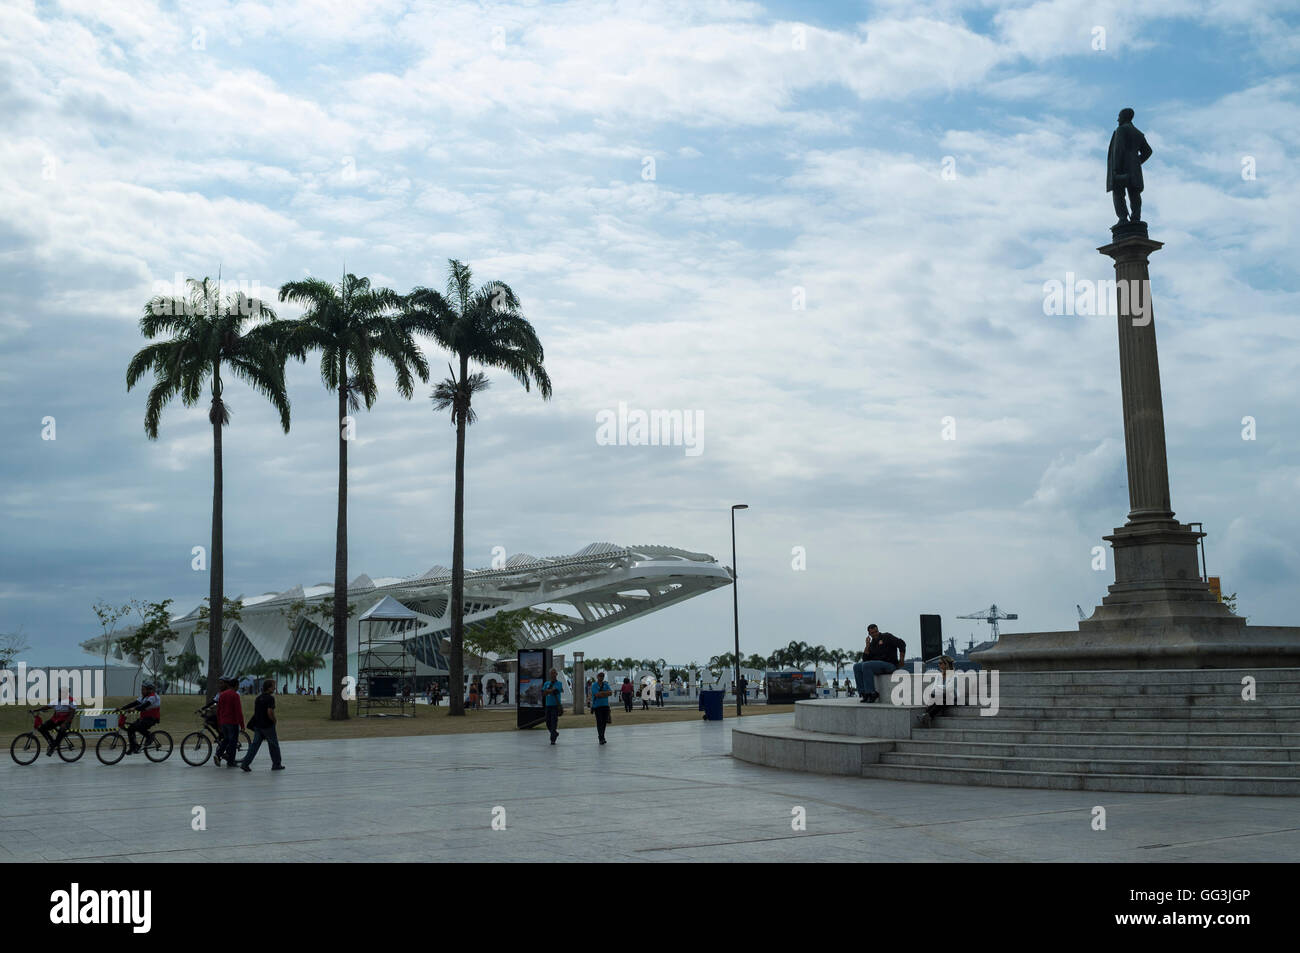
[1107,107,1153,225]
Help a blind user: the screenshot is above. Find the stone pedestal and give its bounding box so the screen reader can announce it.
[974,224,1300,671]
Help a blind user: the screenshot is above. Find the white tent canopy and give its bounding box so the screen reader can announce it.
[359,596,421,622]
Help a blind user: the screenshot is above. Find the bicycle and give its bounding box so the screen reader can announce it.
[95,711,172,765]
[179,708,251,766]
[10,709,85,765]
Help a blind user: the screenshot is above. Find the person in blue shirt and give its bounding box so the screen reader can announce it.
[589,671,614,744]
[542,668,564,744]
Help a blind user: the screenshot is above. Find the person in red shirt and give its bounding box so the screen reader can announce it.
[34,695,77,756]
[120,683,162,754]
[214,676,245,768]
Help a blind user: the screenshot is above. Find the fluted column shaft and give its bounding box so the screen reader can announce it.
[1098,236,1174,523]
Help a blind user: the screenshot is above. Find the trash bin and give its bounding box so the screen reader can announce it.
[699,690,724,721]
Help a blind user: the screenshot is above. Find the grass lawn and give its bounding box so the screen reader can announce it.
[1,695,794,743]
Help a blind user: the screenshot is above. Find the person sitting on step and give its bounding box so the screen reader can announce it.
[925,655,958,721]
[851,624,907,702]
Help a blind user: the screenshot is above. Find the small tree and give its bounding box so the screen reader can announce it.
[193,596,244,643]
[167,650,204,692]
[0,628,29,670]
[1222,591,1246,621]
[92,601,131,679]
[118,600,176,694]
[463,609,533,685]
[299,650,326,691]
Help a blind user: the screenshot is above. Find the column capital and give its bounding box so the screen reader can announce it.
[1098,234,1164,263]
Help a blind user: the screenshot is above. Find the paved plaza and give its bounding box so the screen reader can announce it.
[3,713,1297,863]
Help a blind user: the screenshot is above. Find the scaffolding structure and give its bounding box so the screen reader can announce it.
[356,596,419,717]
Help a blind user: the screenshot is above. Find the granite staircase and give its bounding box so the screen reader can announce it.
[731,669,1300,795]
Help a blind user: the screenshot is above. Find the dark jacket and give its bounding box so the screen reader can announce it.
[863,633,907,666]
[1107,122,1153,193]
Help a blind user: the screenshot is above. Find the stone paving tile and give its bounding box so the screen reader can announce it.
[3,714,1297,862]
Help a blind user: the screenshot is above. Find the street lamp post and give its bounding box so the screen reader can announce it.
[731,503,748,717]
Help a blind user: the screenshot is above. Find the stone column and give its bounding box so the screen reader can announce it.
[1099,231,1174,523]
[969,224,1278,671]
[1088,227,1219,615]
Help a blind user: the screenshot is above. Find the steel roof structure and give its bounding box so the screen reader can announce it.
[80,543,733,681]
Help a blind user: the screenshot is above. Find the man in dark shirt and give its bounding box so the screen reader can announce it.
[852,624,907,703]
[542,667,563,745]
[240,679,284,771]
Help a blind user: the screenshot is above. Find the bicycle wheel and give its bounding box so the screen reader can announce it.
[56,732,85,763]
[96,732,127,765]
[180,731,212,766]
[144,730,172,762]
[239,729,251,748]
[10,732,42,766]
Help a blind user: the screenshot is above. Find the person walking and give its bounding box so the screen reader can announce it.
[620,677,634,713]
[655,680,664,708]
[240,679,284,771]
[590,671,613,744]
[215,676,245,767]
[542,668,564,744]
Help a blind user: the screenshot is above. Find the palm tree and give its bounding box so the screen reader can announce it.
[127,277,287,699]
[829,648,851,681]
[406,259,552,717]
[783,640,812,670]
[278,274,429,720]
[299,649,326,692]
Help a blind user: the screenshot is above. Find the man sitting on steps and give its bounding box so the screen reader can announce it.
[852,624,907,703]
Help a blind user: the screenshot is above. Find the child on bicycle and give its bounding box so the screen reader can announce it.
[119,682,162,755]
[33,695,77,756]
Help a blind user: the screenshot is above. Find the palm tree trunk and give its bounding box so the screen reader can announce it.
[208,403,224,699]
[448,354,469,716]
[331,380,350,720]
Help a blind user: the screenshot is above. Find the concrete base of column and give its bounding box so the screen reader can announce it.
[968,515,1300,670]
[970,622,1300,671]
[1090,519,1235,618]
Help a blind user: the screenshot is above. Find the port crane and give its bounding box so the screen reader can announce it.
[956,604,1018,641]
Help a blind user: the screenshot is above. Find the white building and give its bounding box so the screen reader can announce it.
[80,543,732,688]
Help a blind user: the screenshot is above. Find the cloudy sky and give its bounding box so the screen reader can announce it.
[2,0,1297,666]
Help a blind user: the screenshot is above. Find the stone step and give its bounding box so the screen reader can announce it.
[729,722,891,776]
[991,685,1300,698]
[930,715,1300,733]
[935,704,1300,721]
[922,727,1300,747]
[958,668,1300,686]
[932,693,1300,707]
[882,751,1300,778]
[858,762,1300,795]
[893,739,1300,765]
